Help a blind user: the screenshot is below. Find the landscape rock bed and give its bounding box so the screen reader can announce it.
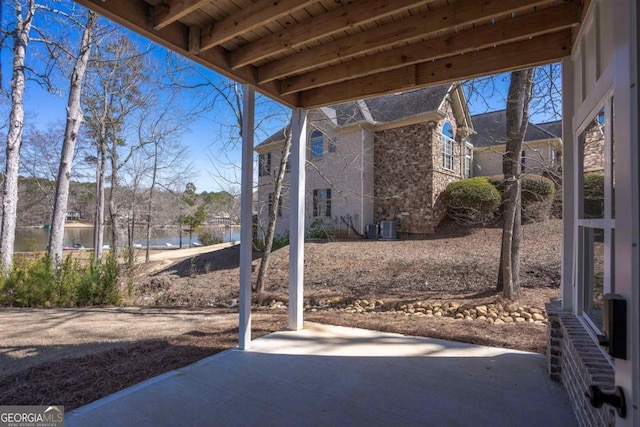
[254,298,548,324]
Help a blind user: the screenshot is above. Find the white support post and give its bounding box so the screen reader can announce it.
[561,57,575,311]
[288,107,307,331]
[239,84,255,350]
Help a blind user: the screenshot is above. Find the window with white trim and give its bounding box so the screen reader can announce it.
[312,189,331,217]
[258,152,271,177]
[310,130,324,159]
[577,99,615,334]
[441,122,454,171]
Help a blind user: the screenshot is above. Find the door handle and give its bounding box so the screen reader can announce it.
[586,385,626,418]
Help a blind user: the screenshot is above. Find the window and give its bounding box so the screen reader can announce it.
[258,152,271,177]
[441,122,454,170]
[310,130,324,159]
[268,192,282,217]
[463,144,473,178]
[312,189,331,217]
[577,100,615,334]
[328,139,337,153]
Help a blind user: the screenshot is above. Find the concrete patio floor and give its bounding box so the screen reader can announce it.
[67,323,577,427]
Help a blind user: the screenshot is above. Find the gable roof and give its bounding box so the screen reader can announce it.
[535,120,563,138]
[470,110,561,148]
[257,84,453,149]
[359,85,451,123]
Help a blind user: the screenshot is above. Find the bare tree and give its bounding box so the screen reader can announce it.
[134,91,191,262]
[173,70,290,290]
[255,128,292,294]
[83,35,151,258]
[464,66,560,299]
[497,68,535,299]
[0,0,38,272]
[48,9,98,263]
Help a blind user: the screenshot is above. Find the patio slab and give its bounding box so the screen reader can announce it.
[67,323,577,427]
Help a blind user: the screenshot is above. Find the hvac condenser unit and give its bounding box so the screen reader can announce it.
[379,221,397,240]
[366,224,379,239]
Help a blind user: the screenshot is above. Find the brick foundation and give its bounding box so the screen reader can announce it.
[546,301,616,427]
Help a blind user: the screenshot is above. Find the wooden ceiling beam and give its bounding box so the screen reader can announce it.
[299,30,572,108]
[199,0,318,51]
[280,1,579,95]
[73,0,297,107]
[229,0,436,70]
[153,0,210,31]
[258,0,553,84]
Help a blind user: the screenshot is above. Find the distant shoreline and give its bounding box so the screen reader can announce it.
[18,222,94,229]
[64,222,94,229]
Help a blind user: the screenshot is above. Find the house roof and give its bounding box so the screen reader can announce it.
[74,1,579,109]
[470,110,562,148]
[535,120,563,138]
[359,85,451,124]
[258,126,291,149]
[257,84,452,149]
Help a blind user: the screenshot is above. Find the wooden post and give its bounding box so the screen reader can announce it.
[288,107,307,330]
[239,84,255,350]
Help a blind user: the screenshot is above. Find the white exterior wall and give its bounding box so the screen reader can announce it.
[256,113,375,239]
[473,140,560,177]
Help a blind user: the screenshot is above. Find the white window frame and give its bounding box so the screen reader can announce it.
[575,94,616,338]
[441,122,455,171]
[310,130,324,160]
[463,142,473,178]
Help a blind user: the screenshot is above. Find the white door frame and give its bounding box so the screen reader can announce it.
[612,0,639,425]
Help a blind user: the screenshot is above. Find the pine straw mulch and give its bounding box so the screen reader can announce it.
[0,315,287,411]
[1,219,563,411]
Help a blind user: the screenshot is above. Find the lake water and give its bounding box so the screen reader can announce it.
[14,226,241,252]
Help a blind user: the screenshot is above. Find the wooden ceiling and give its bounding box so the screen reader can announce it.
[73,0,581,108]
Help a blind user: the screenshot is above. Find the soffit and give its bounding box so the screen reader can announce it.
[74,0,583,108]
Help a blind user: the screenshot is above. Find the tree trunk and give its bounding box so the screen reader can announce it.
[145,143,159,263]
[94,144,107,258]
[1,2,36,273]
[497,68,534,298]
[255,130,292,294]
[109,145,120,257]
[109,194,120,257]
[49,11,97,264]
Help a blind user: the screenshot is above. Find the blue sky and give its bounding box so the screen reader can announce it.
[1,1,561,193]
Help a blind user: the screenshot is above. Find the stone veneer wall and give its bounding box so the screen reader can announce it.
[430,103,465,229]
[583,121,605,174]
[546,301,616,427]
[373,122,436,234]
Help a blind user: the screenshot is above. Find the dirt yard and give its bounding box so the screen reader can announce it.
[0,219,562,410]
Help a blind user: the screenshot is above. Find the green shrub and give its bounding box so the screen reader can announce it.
[583,173,604,218]
[306,218,334,240]
[441,177,501,225]
[0,253,121,308]
[272,232,290,250]
[0,256,55,307]
[97,252,121,305]
[543,167,563,218]
[55,255,81,306]
[198,231,222,246]
[75,256,101,306]
[488,174,556,223]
